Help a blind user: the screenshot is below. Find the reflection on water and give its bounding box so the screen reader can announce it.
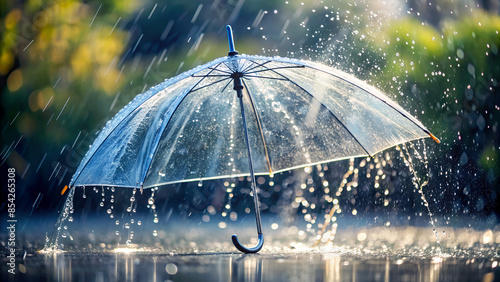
[2,251,496,282]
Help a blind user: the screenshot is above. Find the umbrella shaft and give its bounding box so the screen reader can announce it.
[238,90,263,235]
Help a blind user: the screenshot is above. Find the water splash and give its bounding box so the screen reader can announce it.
[314,158,360,246]
[397,142,440,243]
[42,186,75,253]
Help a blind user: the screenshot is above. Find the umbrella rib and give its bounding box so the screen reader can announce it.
[250,61,373,157]
[242,74,288,80]
[222,62,234,72]
[240,60,272,73]
[221,78,233,93]
[244,65,305,75]
[139,64,225,187]
[241,78,273,175]
[208,67,232,75]
[238,59,252,73]
[192,74,230,77]
[191,77,231,92]
[238,60,260,73]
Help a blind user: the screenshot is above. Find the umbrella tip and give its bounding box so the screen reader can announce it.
[226,25,238,56]
[429,132,441,144]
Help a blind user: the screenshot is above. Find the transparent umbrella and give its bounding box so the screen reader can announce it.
[69,26,440,253]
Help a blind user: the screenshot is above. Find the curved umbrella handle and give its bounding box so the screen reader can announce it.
[232,233,264,254]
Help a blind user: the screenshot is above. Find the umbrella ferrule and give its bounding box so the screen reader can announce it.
[226,25,239,56]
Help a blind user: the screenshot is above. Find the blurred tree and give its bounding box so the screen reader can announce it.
[368,10,500,215]
[1,0,136,213]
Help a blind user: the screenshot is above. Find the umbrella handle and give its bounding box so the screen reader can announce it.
[231,233,264,254]
[230,87,265,254]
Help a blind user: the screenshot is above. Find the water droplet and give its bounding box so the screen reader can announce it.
[107,209,112,214]
[148,197,154,205]
[165,263,177,275]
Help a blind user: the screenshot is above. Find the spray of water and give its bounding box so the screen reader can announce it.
[397,142,440,243]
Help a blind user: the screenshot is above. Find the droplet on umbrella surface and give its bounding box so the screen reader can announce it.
[477,115,485,131]
[460,152,468,166]
[165,263,177,275]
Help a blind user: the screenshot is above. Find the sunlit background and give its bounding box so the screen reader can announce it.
[1,0,500,280]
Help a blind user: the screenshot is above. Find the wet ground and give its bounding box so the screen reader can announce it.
[3,224,500,281]
[1,249,499,282]
[2,214,500,281]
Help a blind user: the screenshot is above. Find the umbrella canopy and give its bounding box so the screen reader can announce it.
[69,54,438,190]
[68,26,439,253]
